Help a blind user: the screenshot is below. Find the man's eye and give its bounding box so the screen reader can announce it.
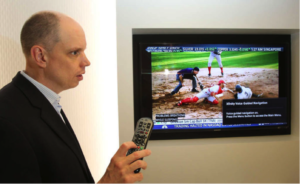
[71,51,79,55]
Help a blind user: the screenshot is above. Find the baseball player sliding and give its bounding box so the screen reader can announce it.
[177,80,230,106]
[234,84,263,99]
[208,49,223,77]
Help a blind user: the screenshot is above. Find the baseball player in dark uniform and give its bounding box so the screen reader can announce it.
[170,67,203,95]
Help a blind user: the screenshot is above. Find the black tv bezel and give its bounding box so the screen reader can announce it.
[133,34,291,140]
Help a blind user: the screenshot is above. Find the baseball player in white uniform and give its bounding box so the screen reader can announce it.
[177,80,228,106]
[208,49,223,77]
[235,84,263,99]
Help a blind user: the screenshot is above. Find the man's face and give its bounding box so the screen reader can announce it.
[45,17,90,93]
[193,70,199,75]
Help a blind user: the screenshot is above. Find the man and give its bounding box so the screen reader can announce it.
[234,84,263,99]
[0,11,150,183]
[177,80,229,106]
[208,49,223,77]
[170,67,203,95]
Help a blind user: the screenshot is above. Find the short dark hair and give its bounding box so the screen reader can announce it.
[20,12,60,56]
[193,67,200,71]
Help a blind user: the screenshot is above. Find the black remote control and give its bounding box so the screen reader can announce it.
[126,117,154,173]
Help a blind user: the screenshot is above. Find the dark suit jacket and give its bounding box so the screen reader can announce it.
[0,72,95,183]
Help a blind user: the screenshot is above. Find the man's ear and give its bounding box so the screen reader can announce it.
[30,45,47,68]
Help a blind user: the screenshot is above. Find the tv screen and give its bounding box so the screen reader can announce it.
[133,34,291,140]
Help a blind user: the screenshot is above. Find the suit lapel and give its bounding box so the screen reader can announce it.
[61,110,82,148]
[12,72,93,182]
[61,110,94,181]
[40,102,91,175]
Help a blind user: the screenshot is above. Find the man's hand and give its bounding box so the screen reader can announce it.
[179,75,184,84]
[213,94,219,102]
[98,142,151,183]
[198,82,204,90]
[223,87,234,94]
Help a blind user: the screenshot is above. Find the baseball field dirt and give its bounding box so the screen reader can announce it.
[152,68,279,119]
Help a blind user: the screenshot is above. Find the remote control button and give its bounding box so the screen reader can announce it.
[145,132,148,134]
[140,147,144,150]
[140,131,144,133]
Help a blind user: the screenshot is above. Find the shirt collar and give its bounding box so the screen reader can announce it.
[20,71,61,107]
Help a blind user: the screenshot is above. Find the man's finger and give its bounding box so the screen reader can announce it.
[133,172,144,182]
[124,172,144,183]
[129,159,148,171]
[125,149,151,164]
[114,142,137,158]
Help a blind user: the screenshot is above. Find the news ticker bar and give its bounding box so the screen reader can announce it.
[153,120,286,130]
[146,47,284,53]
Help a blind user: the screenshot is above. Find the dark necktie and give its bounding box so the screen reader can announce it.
[60,109,78,140]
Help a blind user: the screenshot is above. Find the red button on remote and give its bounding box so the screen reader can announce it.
[145,132,148,134]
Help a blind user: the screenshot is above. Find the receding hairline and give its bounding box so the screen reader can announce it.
[36,10,64,17]
[20,11,65,57]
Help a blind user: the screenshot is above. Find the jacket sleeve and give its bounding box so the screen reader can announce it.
[0,117,42,183]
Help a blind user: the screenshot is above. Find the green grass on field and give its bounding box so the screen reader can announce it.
[151,51,278,72]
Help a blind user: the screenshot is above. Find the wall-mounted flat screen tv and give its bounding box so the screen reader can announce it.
[133,34,291,140]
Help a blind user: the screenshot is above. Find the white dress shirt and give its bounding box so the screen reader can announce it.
[20,71,65,123]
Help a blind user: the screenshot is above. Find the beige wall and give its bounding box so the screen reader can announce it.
[117,0,299,183]
[0,0,118,181]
